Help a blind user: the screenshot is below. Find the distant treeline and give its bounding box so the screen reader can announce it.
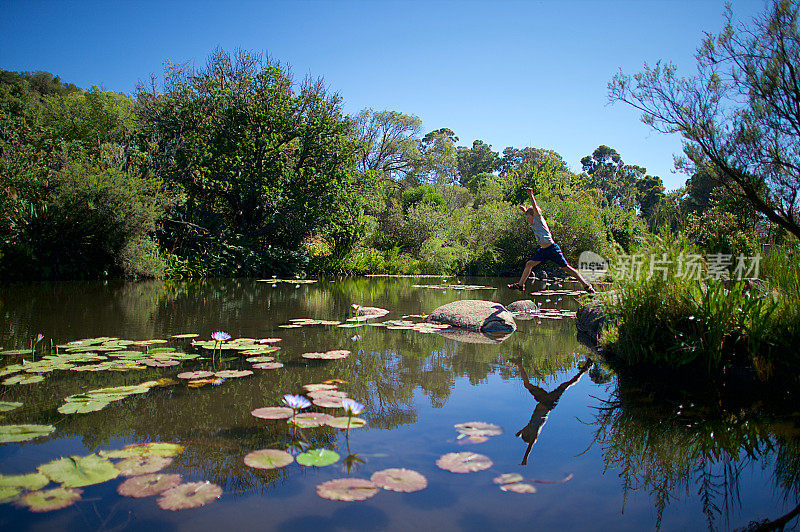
[0,49,788,280]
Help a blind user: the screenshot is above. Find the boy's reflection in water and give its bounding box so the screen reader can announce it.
[511,357,592,465]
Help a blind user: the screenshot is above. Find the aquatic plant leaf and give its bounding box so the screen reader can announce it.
[89,385,150,397]
[0,349,33,356]
[117,473,182,498]
[500,482,537,493]
[325,417,366,429]
[38,454,119,487]
[436,452,493,473]
[0,485,20,503]
[370,468,428,493]
[296,449,340,467]
[456,435,488,445]
[0,365,22,377]
[454,422,504,437]
[306,390,348,399]
[250,407,294,420]
[149,347,175,354]
[3,374,44,385]
[312,396,344,409]
[300,352,326,359]
[115,456,173,476]
[0,424,55,443]
[0,472,49,490]
[245,356,274,363]
[162,353,198,360]
[0,401,22,413]
[303,383,338,392]
[493,473,524,485]
[291,412,334,428]
[140,359,180,367]
[252,362,283,370]
[323,379,347,385]
[243,449,294,469]
[157,481,222,510]
[18,487,82,512]
[171,334,199,339]
[214,370,253,378]
[278,324,301,329]
[177,371,214,380]
[58,400,110,414]
[99,442,185,459]
[316,478,379,501]
[186,378,221,388]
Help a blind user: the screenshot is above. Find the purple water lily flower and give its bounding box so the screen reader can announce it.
[212,331,232,342]
[282,394,311,410]
[341,398,365,416]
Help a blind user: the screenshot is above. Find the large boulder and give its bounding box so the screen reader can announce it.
[353,305,390,318]
[426,299,516,333]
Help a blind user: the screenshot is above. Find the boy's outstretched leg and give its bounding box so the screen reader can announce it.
[508,260,541,290]
[561,264,596,294]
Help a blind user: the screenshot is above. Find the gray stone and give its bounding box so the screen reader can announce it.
[426,299,516,333]
[506,300,537,312]
[354,306,390,318]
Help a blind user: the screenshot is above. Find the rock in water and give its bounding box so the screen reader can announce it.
[426,300,516,333]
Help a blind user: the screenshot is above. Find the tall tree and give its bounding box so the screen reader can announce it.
[418,128,458,184]
[353,108,422,181]
[499,146,567,177]
[610,0,800,241]
[456,139,499,186]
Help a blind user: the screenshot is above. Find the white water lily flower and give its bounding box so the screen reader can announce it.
[341,398,364,416]
[211,331,231,342]
[282,394,311,410]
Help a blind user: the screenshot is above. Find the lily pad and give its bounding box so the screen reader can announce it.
[306,390,348,399]
[303,383,338,392]
[187,378,223,388]
[290,412,335,428]
[370,468,428,493]
[316,478,379,501]
[3,374,44,386]
[100,442,185,459]
[116,456,173,476]
[243,449,294,470]
[0,401,22,413]
[324,349,351,359]
[500,482,537,493]
[38,454,120,487]
[325,417,366,429]
[171,334,199,339]
[18,487,82,512]
[296,449,340,467]
[0,424,56,443]
[157,481,222,511]
[245,356,274,363]
[0,472,49,491]
[0,349,33,356]
[214,370,253,379]
[0,485,20,503]
[140,359,180,367]
[436,452,493,473]
[252,362,283,370]
[117,473,182,498]
[250,407,294,420]
[177,371,214,380]
[454,422,504,437]
[58,400,111,414]
[493,473,524,485]
[312,396,345,409]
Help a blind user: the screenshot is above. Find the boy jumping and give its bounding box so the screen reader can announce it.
[508,187,595,293]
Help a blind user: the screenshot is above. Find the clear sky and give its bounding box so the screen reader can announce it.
[1,0,767,191]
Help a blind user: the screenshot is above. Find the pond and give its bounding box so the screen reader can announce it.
[0,277,798,531]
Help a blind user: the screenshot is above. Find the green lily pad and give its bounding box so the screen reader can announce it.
[3,374,44,386]
[0,485,20,503]
[0,365,23,377]
[0,349,33,356]
[245,356,275,363]
[149,347,175,354]
[58,400,111,414]
[316,478,379,501]
[0,472,49,490]
[18,487,82,512]
[243,449,294,470]
[0,424,56,443]
[325,417,366,429]
[99,442,185,459]
[0,401,22,413]
[157,481,222,511]
[117,473,182,497]
[296,449,340,467]
[38,454,120,487]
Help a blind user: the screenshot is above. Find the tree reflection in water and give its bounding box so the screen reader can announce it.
[590,371,800,530]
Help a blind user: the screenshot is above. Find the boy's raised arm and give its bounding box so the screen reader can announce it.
[526,187,542,216]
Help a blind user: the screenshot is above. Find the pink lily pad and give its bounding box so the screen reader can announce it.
[454,422,504,437]
[252,362,283,370]
[316,478,379,501]
[243,449,294,469]
[291,412,335,427]
[117,474,182,497]
[214,370,253,378]
[303,383,338,392]
[115,456,173,476]
[306,390,348,399]
[139,359,180,367]
[370,468,427,493]
[156,481,222,510]
[323,349,350,359]
[500,482,537,493]
[493,473,524,485]
[312,396,345,408]
[457,435,488,445]
[177,371,214,380]
[436,452,493,473]
[250,406,294,420]
[18,487,82,512]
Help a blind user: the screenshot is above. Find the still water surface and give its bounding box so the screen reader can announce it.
[0,278,798,531]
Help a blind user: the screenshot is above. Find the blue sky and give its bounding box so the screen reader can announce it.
[1,0,766,191]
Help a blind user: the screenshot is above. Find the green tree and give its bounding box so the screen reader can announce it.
[418,128,458,184]
[498,146,567,177]
[609,0,800,241]
[353,108,422,181]
[455,139,499,186]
